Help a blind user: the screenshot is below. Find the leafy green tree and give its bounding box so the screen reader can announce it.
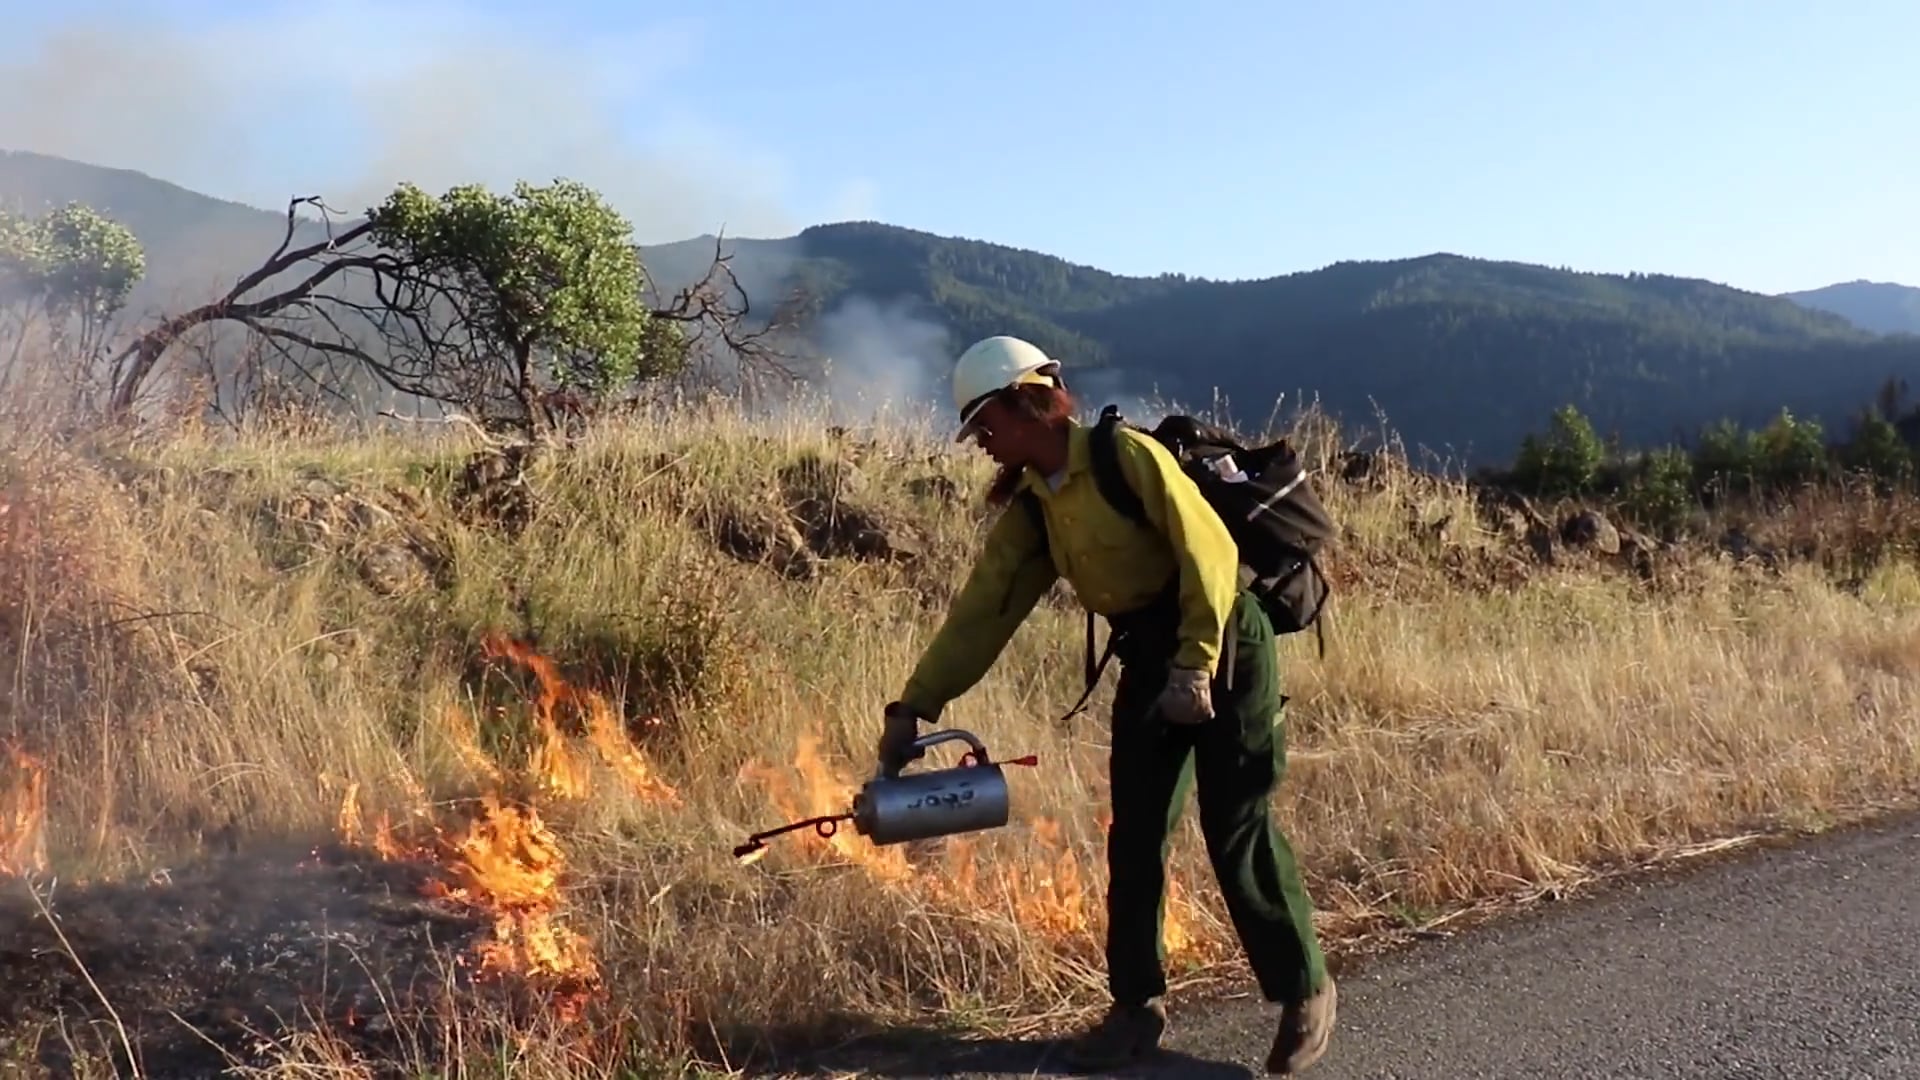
[1690,418,1757,496]
[1,202,145,376]
[1839,411,1913,486]
[367,179,685,433]
[103,182,776,429]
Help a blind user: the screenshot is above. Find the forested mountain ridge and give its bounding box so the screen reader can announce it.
[644,223,1920,461]
[1782,279,1920,336]
[634,221,1188,372]
[7,147,1920,464]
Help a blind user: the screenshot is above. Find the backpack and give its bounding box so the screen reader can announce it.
[1020,404,1337,718]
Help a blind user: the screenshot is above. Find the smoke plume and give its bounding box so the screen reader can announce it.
[807,296,957,429]
[0,2,859,243]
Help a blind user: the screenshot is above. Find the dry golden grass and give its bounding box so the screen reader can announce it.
[4,386,1920,1078]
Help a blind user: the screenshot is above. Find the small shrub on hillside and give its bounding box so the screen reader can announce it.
[1511,404,1604,497]
[583,566,756,736]
[1838,413,1914,489]
[1688,418,1756,499]
[1751,408,1829,490]
[1621,446,1695,539]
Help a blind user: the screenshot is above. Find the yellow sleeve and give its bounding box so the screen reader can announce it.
[898,494,1059,720]
[1111,429,1239,674]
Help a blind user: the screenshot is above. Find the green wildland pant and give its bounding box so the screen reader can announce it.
[1102,586,1330,1007]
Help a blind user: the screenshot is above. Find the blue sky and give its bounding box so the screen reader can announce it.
[1,0,1914,294]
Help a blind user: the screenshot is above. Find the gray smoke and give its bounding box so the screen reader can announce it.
[0,2,872,243]
[794,301,1170,436]
[807,296,956,429]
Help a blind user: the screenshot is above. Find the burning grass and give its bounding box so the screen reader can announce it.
[4,392,1920,1077]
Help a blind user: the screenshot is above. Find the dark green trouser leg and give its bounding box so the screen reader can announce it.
[1104,590,1331,1007]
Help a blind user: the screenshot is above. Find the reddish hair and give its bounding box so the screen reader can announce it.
[983,382,1079,507]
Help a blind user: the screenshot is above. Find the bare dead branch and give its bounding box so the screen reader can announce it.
[645,231,813,399]
[105,206,379,416]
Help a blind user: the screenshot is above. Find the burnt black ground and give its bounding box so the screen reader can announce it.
[0,841,496,1078]
[754,810,1920,1079]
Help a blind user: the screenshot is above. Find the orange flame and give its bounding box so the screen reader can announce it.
[336,785,599,1009]
[439,794,598,984]
[1,741,48,878]
[438,701,505,786]
[336,783,421,863]
[330,631,693,1021]
[480,632,678,806]
[337,780,363,839]
[995,816,1091,939]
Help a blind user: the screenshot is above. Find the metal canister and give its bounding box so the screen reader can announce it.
[852,729,1012,846]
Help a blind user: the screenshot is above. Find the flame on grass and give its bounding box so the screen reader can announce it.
[428,794,600,985]
[1,741,48,878]
[480,632,679,806]
[737,733,912,883]
[332,631,681,1018]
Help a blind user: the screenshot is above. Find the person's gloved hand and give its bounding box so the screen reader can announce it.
[876,701,928,776]
[1154,667,1214,725]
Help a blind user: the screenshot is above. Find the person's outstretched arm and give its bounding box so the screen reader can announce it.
[897,498,1059,721]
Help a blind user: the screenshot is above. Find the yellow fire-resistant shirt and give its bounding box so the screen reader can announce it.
[898,420,1240,721]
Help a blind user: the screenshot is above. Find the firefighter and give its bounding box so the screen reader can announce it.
[875,335,1337,1074]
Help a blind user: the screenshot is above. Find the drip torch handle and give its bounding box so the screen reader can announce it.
[873,727,991,779]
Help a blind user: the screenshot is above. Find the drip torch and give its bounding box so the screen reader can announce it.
[732,728,1038,861]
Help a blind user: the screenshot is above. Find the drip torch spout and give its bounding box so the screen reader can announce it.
[732,811,855,861]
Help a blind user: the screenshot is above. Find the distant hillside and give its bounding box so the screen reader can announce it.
[1782,280,1920,336]
[0,148,340,315]
[648,223,1920,463]
[9,148,1920,464]
[637,224,1179,377]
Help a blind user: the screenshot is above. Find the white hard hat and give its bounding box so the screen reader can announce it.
[950,335,1061,441]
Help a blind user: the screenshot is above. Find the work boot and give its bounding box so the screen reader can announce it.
[1265,977,1336,1074]
[1059,1000,1167,1072]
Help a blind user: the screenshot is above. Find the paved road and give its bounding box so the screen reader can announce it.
[775,810,1920,1078]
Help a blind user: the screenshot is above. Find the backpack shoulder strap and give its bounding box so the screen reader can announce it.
[1053,405,1170,727]
[1087,405,1150,528]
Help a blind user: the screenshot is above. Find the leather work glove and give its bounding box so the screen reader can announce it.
[1154,667,1214,726]
[876,701,928,776]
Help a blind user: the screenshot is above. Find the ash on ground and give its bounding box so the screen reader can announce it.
[0,840,495,1078]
